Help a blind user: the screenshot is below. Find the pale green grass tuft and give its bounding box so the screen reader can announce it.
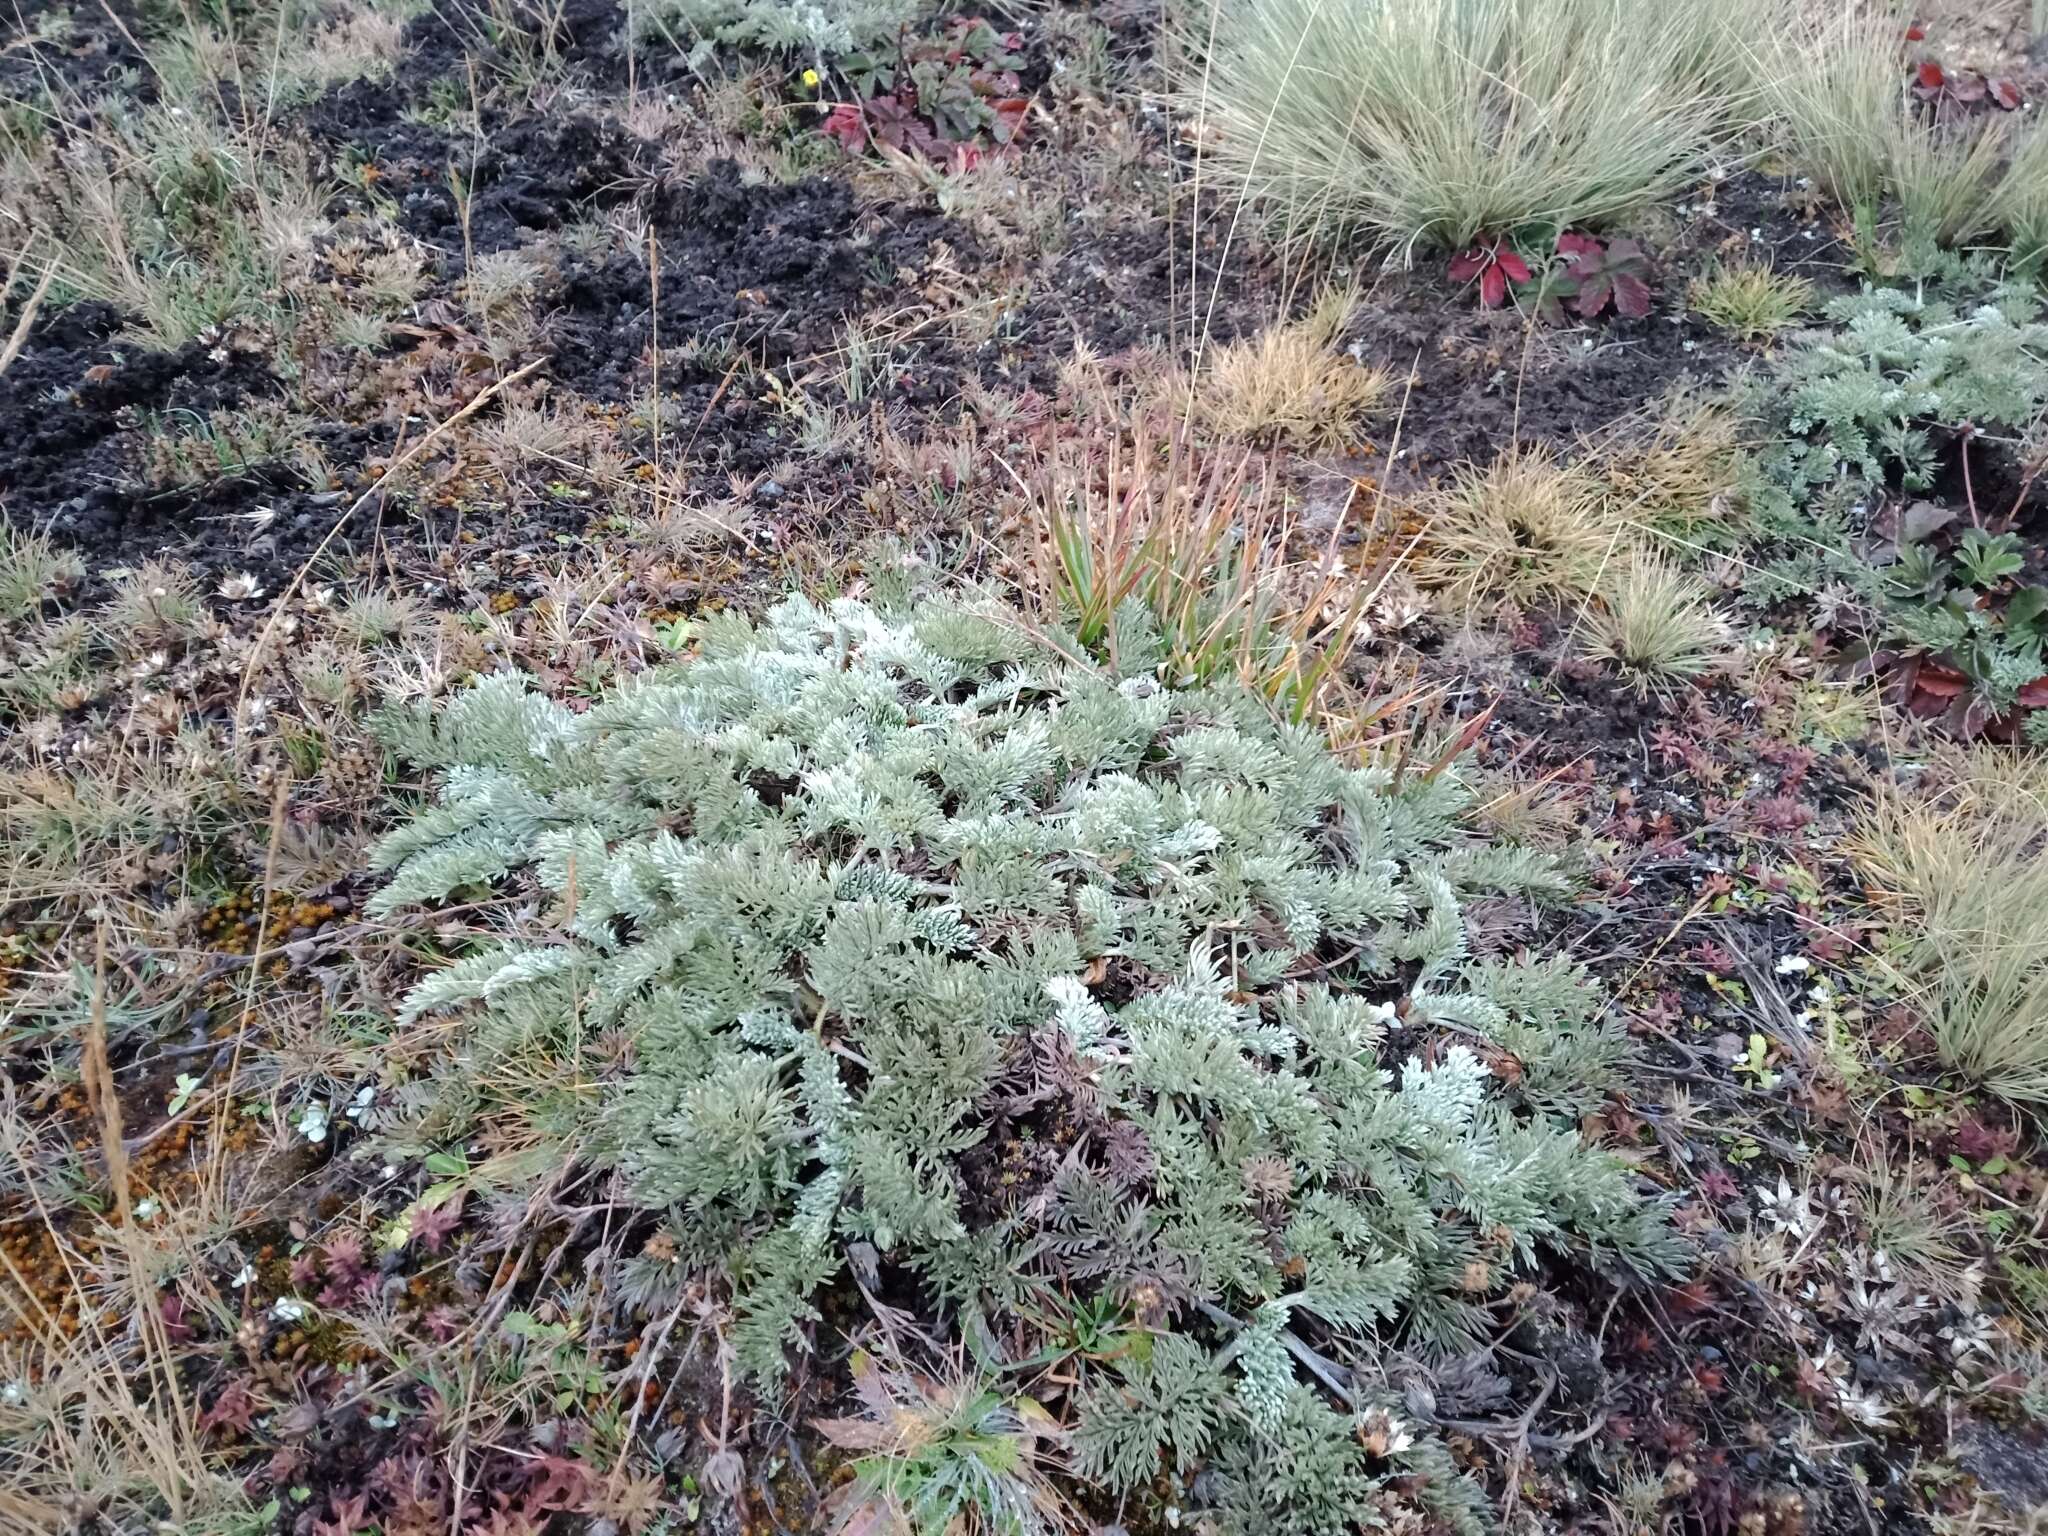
[1854,751,2048,1104]
[0,523,84,624]
[1177,0,1769,255]
[1687,261,1816,343]
[1579,555,1731,695]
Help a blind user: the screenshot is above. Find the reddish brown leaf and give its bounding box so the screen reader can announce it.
[822,103,868,151]
[1611,269,1653,318]
[1914,664,1968,697]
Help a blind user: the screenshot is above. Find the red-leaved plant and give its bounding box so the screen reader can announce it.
[1911,59,2024,119]
[1448,234,1532,308]
[1553,231,1653,319]
[821,17,1029,159]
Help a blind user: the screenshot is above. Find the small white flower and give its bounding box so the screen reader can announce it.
[207,345,230,364]
[132,651,168,679]
[1836,1387,1895,1428]
[0,1379,26,1407]
[344,1085,376,1122]
[133,1197,161,1221]
[217,572,264,601]
[1363,1001,1399,1028]
[381,1163,399,1180]
[271,1297,308,1323]
[1775,954,1811,975]
[231,1263,258,1289]
[1756,1174,1816,1238]
[297,1102,331,1144]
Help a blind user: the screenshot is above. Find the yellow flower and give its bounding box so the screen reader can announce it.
[801,68,820,90]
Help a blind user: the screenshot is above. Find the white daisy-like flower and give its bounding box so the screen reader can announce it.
[133,1197,161,1221]
[1836,1387,1895,1428]
[1,1379,27,1406]
[217,572,264,601]
[271,1297,308,1323]
[132,651,168,679]
[1775,954,1811,975]
[231,1263,258,1289]
[1756,1174,1816,1238]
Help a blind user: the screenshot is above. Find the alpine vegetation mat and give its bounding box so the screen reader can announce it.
[367,591,1683,1530]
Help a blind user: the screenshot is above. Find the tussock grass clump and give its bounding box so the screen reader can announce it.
[1593,392,1750,534]
[1413,447,1623,607]
[2,103,327,346]
[1996,124,2048,269]
[1023,429,1378,723]
[1179,0,1766,255]
[1579,555,1731,696]
[1176,286,1388,448]
[1766,10,2048,258]
[0,523,83,624]
[1853,750,2048,1104]
[1688,261,1816,343]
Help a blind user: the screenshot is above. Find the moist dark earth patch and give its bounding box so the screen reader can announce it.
[1,150,962,585]
[0,303,299,576]
[0,0,153,101]
[1351,170,1851,482]
[311,100,651,268]
[548,158,966,396]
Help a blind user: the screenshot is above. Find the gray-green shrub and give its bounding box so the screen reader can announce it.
[369,590,1679,1527]
[632,0,918,60]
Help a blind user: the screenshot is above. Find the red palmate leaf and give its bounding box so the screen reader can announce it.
[1479,262,1508,308]
[1494,247,1531,284]
[1556,230,1602,262]
[1448,248,1487,283]
[822,103,868,151]
[1915,60,1945,93]
[1611,269,1653,318]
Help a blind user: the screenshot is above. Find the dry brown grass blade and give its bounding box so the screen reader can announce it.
[0,262,55,378]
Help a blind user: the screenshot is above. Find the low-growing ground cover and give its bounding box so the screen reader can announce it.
[6,0,2048,1533]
